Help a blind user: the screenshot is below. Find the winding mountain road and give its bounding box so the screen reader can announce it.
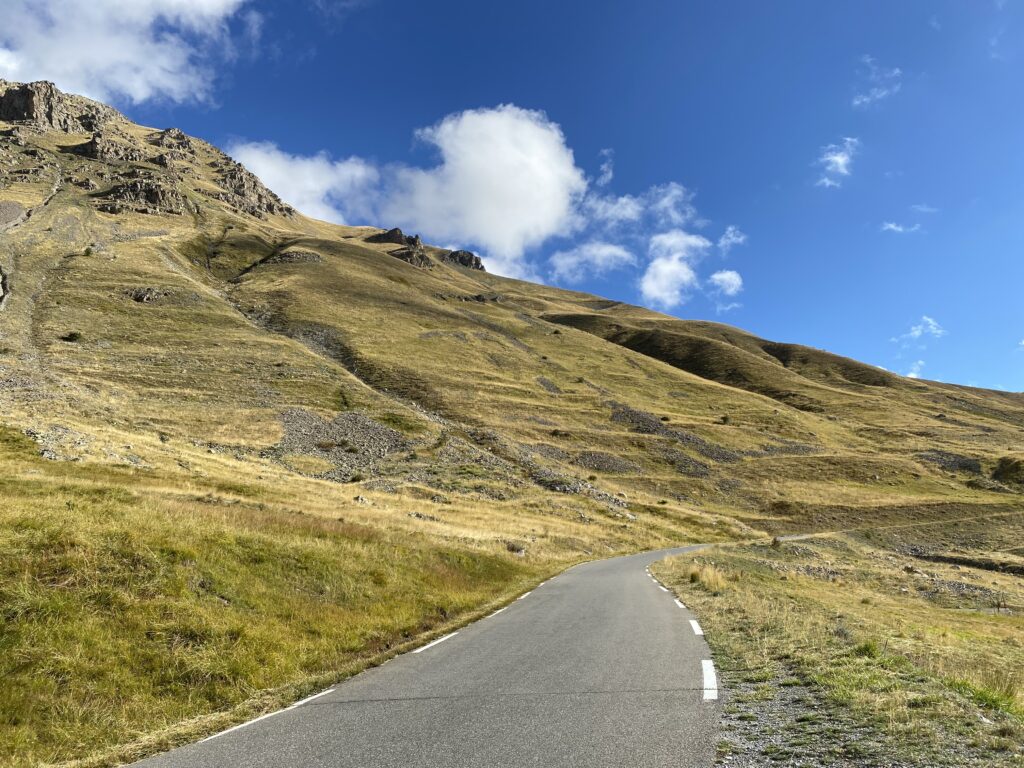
[134,545,718,768]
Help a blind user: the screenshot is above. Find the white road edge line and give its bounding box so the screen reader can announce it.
[200,709,286,743]
[413,632,458,653]
[702,659,718,701]
[690,619,704,636]
[518,591,532,600]
[658,585,669,592]
[490,606,507,617]
[289,688,335,708]
[673,598,685,609]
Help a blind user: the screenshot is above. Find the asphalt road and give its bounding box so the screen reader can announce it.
[134,545,718,768]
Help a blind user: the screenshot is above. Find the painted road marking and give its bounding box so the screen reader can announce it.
[673,598,685,609]
[518,591,532,600]
[200,709,286,743]
[690,619,704,636]
[702,659,718,701]
[490,606,508,617]
[658,585,669,592]
[289,688,335,709]
[413,632,458,653]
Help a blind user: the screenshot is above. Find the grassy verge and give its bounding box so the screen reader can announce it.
[0,427,549,767]
[655,521,1024,766]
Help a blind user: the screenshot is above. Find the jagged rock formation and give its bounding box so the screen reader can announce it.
[440,249,485,270]
[0,80,118,132]
[96,178,196,216]
[367,227,411,245]
[207,157,294,219]
[76,131,146,163]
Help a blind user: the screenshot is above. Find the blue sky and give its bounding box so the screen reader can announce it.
[2,1,1021,389]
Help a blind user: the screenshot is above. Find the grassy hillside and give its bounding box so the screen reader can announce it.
[1,80,1021,765]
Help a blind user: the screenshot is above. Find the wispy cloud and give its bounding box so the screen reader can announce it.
[816,137,859,188]
[596,148,614,187]
[880,221,921,234]
[892,316,946,346]
[549,241,634,284]
[911,203,939,214]
[852,55,903,108]
[906,360,926,379]
[717,225,747,255]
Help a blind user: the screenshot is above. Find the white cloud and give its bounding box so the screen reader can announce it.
[648,182,700,227]
[0,0,252,104]
[880,221,921,234]
[906,360,925,379]
[596,148,614,187]
[639,230,710,309]
[230,106,747,297]
[226,141,378,224]
[911,203,939,213]
[233,105,586,279]
[583,193,645,226]
[852,55,903,108]
[892,316,946,345]
[708,270,743,296]
[816,137,859,188]
[549,241,635,284]
[380,105,586,277]
[717,225,747,254]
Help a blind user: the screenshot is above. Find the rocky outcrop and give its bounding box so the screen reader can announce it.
[439,249,485,271]
[0,80,119,133]
[150,127,196,152]
[76,131,145,163]
[208,157,294,219]
[96,179,196,216]
[389,242,432,268]
[367,227,411,245]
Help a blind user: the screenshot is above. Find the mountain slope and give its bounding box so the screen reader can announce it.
[1,81,1021,766]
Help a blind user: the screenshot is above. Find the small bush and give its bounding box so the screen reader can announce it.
[60,331,83,343]
[348,473,365,483]
[853,639,881,658]
[685,563,727,593]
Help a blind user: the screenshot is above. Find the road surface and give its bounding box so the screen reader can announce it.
[134,545,719,767]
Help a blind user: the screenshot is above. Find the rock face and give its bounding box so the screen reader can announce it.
[208,157,294,219]
[389,242,433,269]
[440,249,485,271]
[0,80,119,133]
[76,132,145,163]
[367,227,411,245]
[97,179,197,216]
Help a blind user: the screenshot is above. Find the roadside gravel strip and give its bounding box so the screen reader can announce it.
[135,545,718,768]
